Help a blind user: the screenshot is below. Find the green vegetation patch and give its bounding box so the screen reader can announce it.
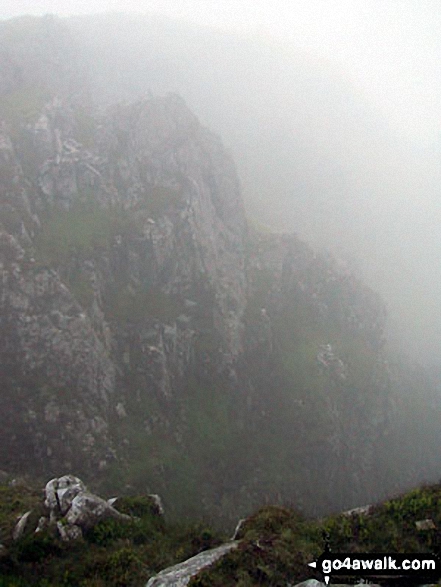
[104,285,183,324]
[0,483,226,587]
[190,507,322,587]
[34,199,132,266]
[0,86,49,131]
[0,485,42,545]
[190,485,441,587]
[3,482,441,586]
[323,485,441,555]
[134,185,182,218]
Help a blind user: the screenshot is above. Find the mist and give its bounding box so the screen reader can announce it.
[2,1,441,556]
[1,1,440,366]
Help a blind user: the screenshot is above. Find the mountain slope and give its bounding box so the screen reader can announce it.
[0,14,433,524]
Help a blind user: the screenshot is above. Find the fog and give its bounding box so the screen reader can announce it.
[2,1,440,365]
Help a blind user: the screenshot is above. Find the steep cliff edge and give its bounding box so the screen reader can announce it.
[0,92,246,468]
[0,16,397,523]
[0,91,392,521]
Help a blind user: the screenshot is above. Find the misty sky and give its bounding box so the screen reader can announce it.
[1,1,440,147]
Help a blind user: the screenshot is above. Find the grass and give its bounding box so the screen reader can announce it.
[0,485,43,546]
[191,486,441,586]
[3,481,441,586]
[0,483,226,587]
[0,86,49,131]
[105,371,249,525]
[134,185,182,218]
[103,285,183,324]
[34,199,132,266]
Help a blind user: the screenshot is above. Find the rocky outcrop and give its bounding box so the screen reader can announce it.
[45,475,87,516]
[146,541,239,587]
[0,91,248,477]
[0,224,117,474]
[240,229,392,514]
[45,475,132,534]
[12,475,134,542]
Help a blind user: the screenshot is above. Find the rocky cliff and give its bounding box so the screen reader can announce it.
[0,16,397,523]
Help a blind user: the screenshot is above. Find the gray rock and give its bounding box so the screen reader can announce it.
[148,494,165,515]
[146,541,239,586]
[66,492,131,530]
[231,518,246,540]
[415,519,436,531]
[56,521,83,541]
[42,475,133,535]
[12,511,32,541]
[115,402,127,418]
[291,581,324,587]
[293,583,381,587]
[35,516,49,534]
[184,299,197,309]
[45,475,86,515]
[342,505,372,517]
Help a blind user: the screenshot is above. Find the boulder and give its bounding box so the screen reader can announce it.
[415,519,436,531]
[12,511,32,541]
[148,494,165,516]
[56,521,83,541]
[9,475,161,543]
[231,518,246,540]
[342,504,372,517]
[45,475,86,515]
[66,491,131,530]
[42,475,134,540]
[293,583,381,587]
[35,516,49,534]
[146,541,239,587]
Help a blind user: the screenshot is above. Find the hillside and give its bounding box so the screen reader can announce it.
[1,475,441,586]
[0,14,440,530]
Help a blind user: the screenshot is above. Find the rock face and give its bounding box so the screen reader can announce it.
[0,93,247,477]
[0,18,395,520]
[145,541,239,587]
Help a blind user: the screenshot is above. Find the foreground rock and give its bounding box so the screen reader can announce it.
[12,474,134,542]
[146,541,239,587]
[45,475,132,538]
[342,504,372,517]
[45,475,87,516]
[12,511,32,541]
[293,582,381,587]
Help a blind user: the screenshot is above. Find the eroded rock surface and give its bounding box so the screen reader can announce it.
[12,511,32,541]
[40,475,132,540]
[145,541,239,587]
